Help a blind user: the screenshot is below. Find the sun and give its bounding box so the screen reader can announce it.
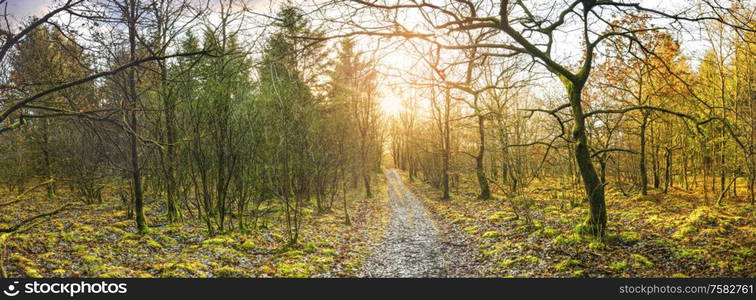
[380,94,403,116]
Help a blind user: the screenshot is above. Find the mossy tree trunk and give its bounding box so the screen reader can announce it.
[565,79,607,237]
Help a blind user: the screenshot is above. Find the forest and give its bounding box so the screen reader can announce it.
[0,0,753,278]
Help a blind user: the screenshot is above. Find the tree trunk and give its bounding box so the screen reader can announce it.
[664,148,672,193]
[749,169,754,205]
[639,115,648,195]
[567,81,606,237]
[126,0,147,233]
[652,140,660,189]
[42,119,55,198]
[363,173,372,198]
[441,88,451,200]
[683,152,689,190]
[475,107,491,199]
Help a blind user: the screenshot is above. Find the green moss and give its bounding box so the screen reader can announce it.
[211,247,244,265]
[153,262,205,277]
[674,248,707,261]
[631,254,654,268]
[104,226,128,236]
[571,269,586,277]
[608,261,628,272]
[687,207,719,226]
[588,241,606,252]
[732,247,754,257]
[672,273,688,278]
[303,242,318,253]
[525,255,539,264]
[154,233,177,246]
[499,258,518,268]
[555,259,580,271]
[463,225,479,235]
[88,264,131,277]
[541,227,557,237]
[72,244,87,253]
[239,240,256,251]
[485,211,510,222]
[23,267,42,278]
[52,269,66,276]
[653,239,674,247]
[572,222,592,235]
[277,263,311,278]
[673,224,697,239]
[113,220,131,229]
[145,237,163,249]
[482,247,500,259]
[553,234,582,247]
[202,235,234,247]
[482,231,501,239]
[619,231,641,243]
[674,207,741,239]
[122,232,141,240]
[321,248,337,256]
[452,217,474,224]
[61,232,79,242]
[316,255,335,264]
[269,232,284,241]
[82,255,101,264]
[78,225,95,232]
[283,250,305,258]
[213,266,245,278]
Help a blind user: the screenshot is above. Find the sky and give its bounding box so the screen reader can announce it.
[5,0,746,111]
[5,0,51,20]
[3,0,717,59]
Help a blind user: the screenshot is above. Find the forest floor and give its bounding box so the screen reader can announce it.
[402,171,755,278]
[360,169,482,277]
[1,170,753,278]
[0,177,389,278]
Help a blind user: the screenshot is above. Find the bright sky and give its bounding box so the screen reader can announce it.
[5,0,748,116]
[5,0,721,66]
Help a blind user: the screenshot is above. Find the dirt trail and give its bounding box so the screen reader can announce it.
[361,169,480,278]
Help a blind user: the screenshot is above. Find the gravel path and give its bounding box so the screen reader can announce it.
[362,169,480,278]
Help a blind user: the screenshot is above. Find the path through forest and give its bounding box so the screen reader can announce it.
[361,169,480,277]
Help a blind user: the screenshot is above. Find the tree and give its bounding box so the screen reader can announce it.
[256,3,326,245]
[328,38,381,198]
[338,0,751,236]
